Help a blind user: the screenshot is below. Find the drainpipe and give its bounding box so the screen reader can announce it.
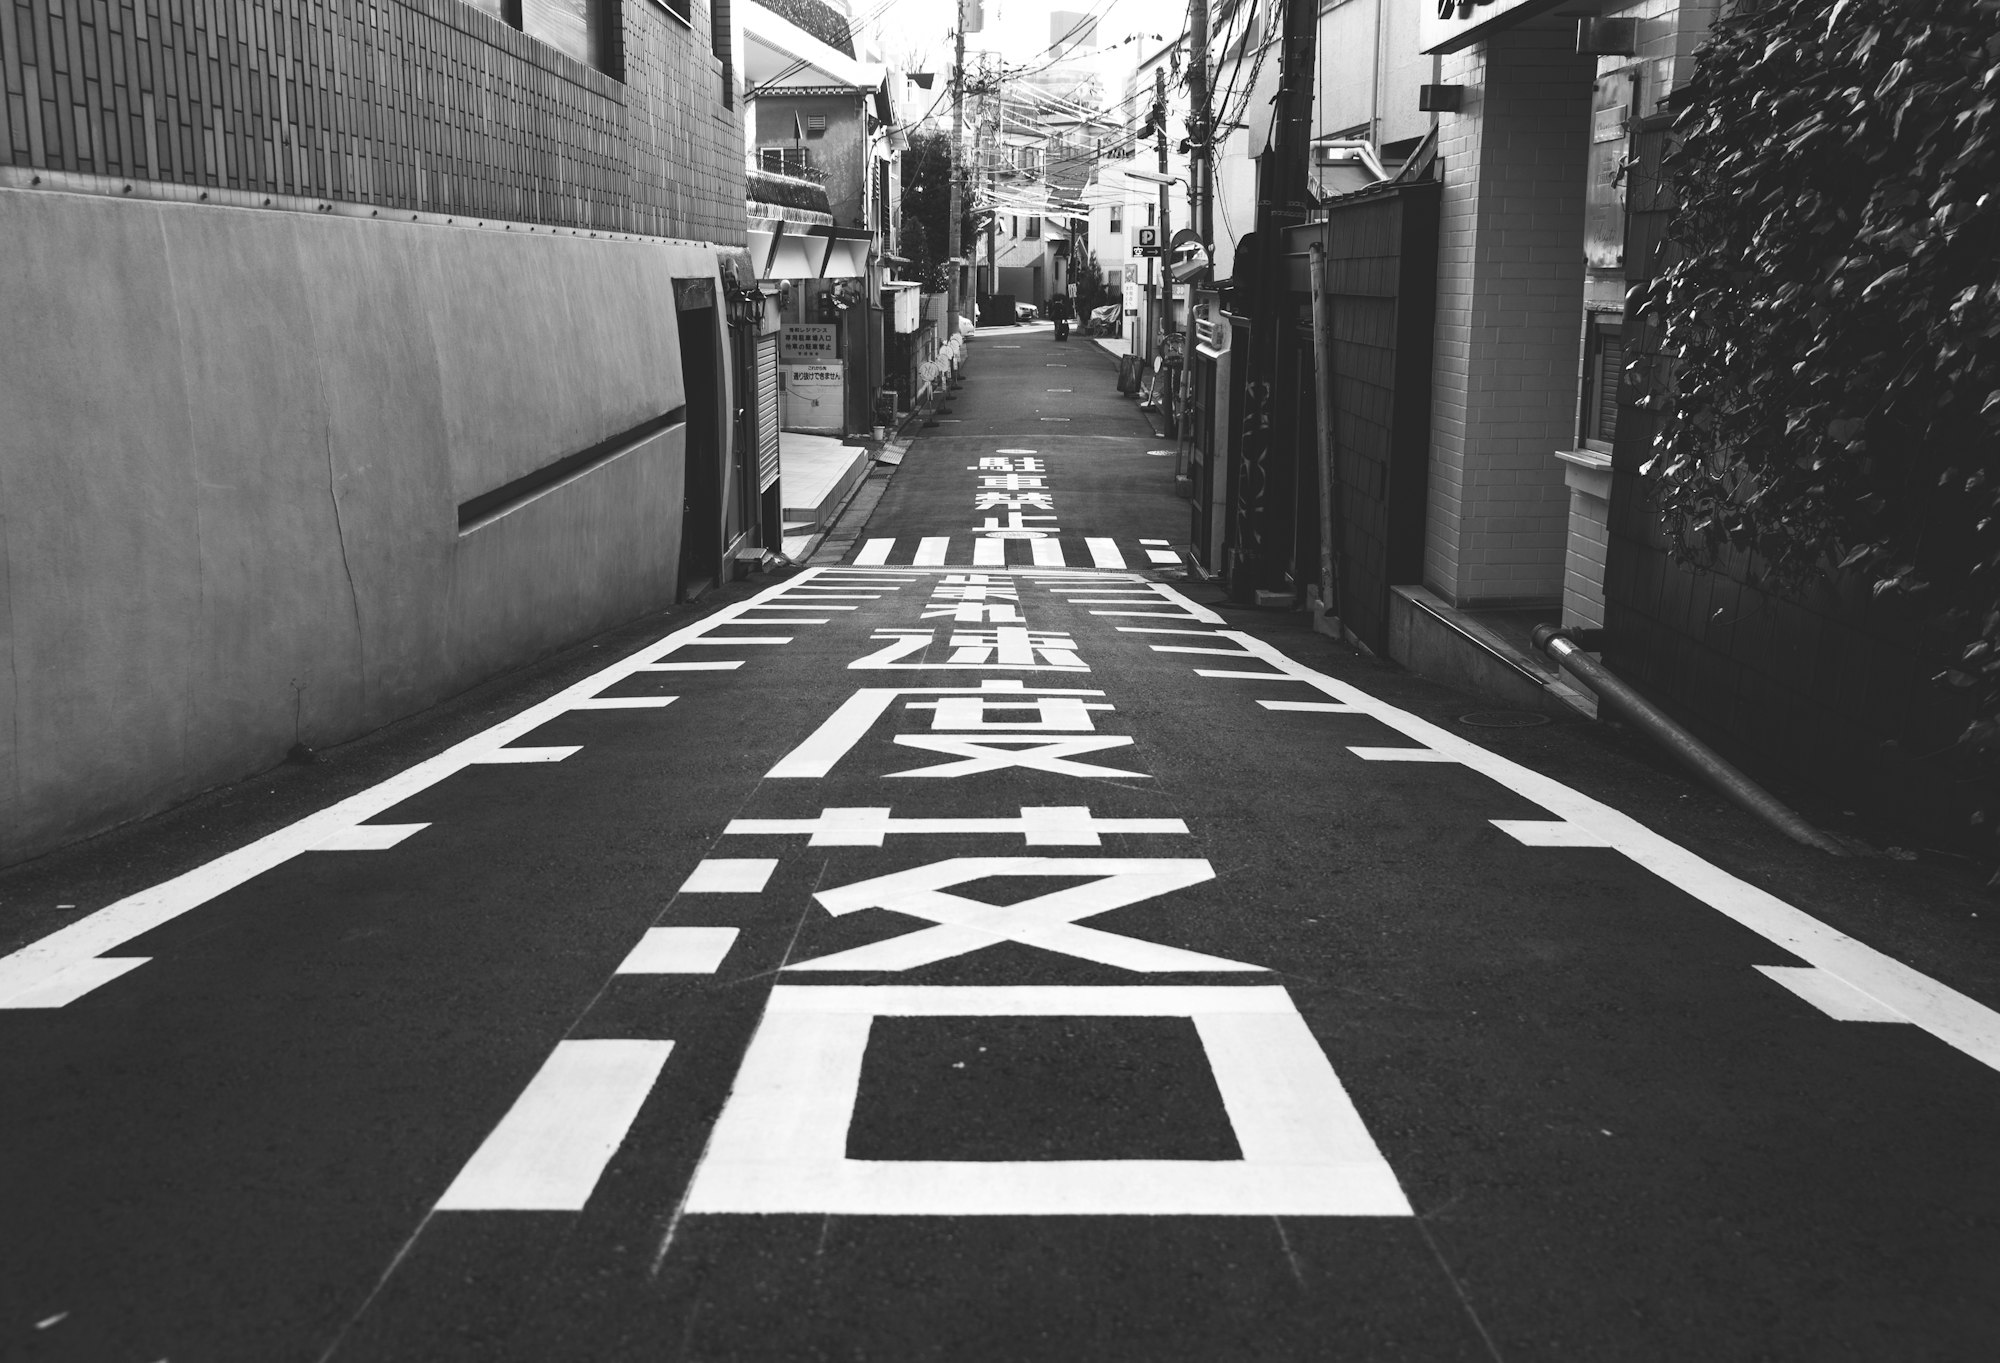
[1532,625,1848,857]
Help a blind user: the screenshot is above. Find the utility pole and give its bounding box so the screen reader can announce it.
[1230,0,1318,600]
[947,0,967,333]
[1152,63,1172,368]
[1188,0,1211,251]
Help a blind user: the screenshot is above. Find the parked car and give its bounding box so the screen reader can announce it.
[1015,301,1040,322]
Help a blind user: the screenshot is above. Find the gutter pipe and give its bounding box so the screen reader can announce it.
[1531,625,1848,857]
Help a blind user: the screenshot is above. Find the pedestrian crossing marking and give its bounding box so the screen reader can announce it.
[1032,539,1066,566]
[915,537,950,565]
[1086,538,1125,569]
[973,538,1007,566]
[854,538,893,565]
[1145,549,1182,565]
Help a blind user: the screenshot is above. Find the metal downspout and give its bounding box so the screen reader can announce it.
[1531,625,1848,857]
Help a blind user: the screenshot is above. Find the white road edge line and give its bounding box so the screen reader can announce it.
[435,1039,673,1211]
[0,569,845,1009]
[1181,613,2000,1071]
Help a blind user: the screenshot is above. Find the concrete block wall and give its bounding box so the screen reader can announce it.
[0,187,724,867]
[1423,27,1595,609]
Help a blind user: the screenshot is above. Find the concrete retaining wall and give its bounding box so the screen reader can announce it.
[0,187,723,866]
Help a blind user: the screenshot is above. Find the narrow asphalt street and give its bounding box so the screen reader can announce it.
[5,325,2000,1362]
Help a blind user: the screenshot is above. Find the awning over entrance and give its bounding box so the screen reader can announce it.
[747,220,875,281]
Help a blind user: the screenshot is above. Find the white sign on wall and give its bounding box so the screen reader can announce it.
[782,364,845,434]
[781,324,837,363]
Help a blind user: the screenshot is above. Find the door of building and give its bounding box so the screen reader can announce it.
[677,288,724,598]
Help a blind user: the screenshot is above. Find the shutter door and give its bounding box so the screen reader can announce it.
[755,332,781,492]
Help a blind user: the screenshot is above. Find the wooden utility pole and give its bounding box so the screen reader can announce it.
[1152,63,1172,367]
[1230,0,1318,599]
[947,0,967,331]
[1188,0,1211,251]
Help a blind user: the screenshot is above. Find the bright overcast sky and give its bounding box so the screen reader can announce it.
[854,0,1188,92]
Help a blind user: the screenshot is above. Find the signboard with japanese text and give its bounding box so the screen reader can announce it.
[780,324,837,363]
[781,364,845,434]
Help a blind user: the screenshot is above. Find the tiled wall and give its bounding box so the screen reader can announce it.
[0,0,744,240]
[1424,26,1595,608]
[1561,479,1610,628]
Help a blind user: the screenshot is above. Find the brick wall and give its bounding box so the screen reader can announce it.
[1423,26,1595,608]
[0,0,744,241]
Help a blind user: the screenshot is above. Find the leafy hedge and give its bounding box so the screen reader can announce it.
[1634,0,2000,751]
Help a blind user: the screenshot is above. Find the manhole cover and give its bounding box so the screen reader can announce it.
[1458,710,1551,728]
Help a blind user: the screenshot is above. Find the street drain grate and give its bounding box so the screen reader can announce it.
[1458,710,1551,728]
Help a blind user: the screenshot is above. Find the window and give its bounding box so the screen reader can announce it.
[1010,216,1018,237]
[505,0,621,76]
[1109,206,1123,234]
[712,0,732,105]
[760,146,813,176]
[1579,316,1623,450]
[1107,269,1121,290]
[1026,217,1040,239]
[806,114,828,137]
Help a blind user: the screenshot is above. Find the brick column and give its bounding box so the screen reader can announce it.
[1423,27,1595,609]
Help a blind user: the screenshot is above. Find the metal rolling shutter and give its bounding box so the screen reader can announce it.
[754,332,780,492]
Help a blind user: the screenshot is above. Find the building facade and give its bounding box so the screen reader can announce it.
[0,0,749,864]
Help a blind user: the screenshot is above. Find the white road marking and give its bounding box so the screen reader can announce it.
[724,806,1189,847]
[766,683,1109,777]
[469,747,582,764]
[638,661,743,671]
[616,927,741,974]
[1139,539,1170,545]
[1031,539,1066,566]
[1149,645,1258,657]
[1348,747,1456,763]
[915,537,950,565]
[1492,819,1611,847]
[1039,417,1072,421]
[889,735,1146,779]
[744,604,859,611]
[679,859,779,893]
[973,538,1007,566]
[1146,549,1182,565]
[791,858,1253,972]
[995,448,1038,454]
[854,539,894,565]
[311,823,431,850]
[683,985,1410,1216]
[1195,669,1303,680]
[568,697,679,709]
[435,1040,673,1211]
[0,569,852,1007]
[1257,700,1364,713]
[1204,622,2000,1073]
[1755,966,1910,1023]
[1047,388,1073,392]
[682,636,793,645]
[1120,627,1225,637]
[1085,539,1126,569]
